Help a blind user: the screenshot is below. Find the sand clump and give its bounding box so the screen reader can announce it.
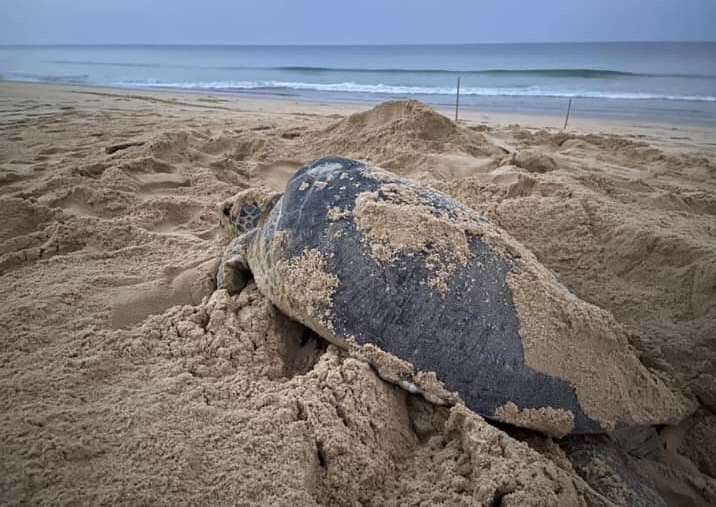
[352,186,470,292]
[269,249,339,323]
[350,173,488,293]
[494,402,575,439]
[353,184,470,264]
[249,245,340,344]
[2,82,716,505]
[512,148,558,173]
[345,342,459,407]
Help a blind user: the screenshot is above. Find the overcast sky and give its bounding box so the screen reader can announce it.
[1,0,715,45]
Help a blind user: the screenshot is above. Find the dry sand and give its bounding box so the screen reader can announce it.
[1,81,715,505]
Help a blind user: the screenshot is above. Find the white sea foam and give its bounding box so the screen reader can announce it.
[115,79,716,102]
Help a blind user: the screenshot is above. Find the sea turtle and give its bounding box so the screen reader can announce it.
[217,156,689,505]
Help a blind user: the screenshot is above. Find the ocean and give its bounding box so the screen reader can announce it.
[2,42,716,124]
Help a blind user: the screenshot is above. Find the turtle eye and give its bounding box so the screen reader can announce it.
[223,206,230,217]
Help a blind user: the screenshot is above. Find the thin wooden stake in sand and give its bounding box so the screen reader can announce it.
[563,97,573,130]
[455,76,461,122]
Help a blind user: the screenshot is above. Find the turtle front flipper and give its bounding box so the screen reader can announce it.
[217,234,254,295]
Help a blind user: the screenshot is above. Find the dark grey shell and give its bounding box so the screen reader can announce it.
[256,156,607,434]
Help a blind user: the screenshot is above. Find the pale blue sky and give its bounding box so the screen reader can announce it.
[1,0,715,45]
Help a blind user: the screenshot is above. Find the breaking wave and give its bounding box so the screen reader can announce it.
[115,79,716,102]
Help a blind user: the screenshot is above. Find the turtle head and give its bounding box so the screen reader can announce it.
[220,187,283,237]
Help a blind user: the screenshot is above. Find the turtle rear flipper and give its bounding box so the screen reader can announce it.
[561,434,666,507]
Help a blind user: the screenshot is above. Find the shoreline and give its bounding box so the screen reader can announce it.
[4,79,716,133]
[4,80,716,156]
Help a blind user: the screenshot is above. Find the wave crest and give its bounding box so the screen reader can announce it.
[116,79,716,102]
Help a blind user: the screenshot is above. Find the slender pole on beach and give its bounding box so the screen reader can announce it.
[563,97,573,129]
[455,77,461,122]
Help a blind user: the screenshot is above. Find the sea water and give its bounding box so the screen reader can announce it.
[2,42,715,124]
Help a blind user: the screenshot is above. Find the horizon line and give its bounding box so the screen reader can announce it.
[1,40,715,47]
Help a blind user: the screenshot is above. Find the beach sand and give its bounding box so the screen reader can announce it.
[1,81,715,505]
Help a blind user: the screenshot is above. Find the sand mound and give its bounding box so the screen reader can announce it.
[331,99,457,142]
[513,149,558,173]
[304,100,504,177]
